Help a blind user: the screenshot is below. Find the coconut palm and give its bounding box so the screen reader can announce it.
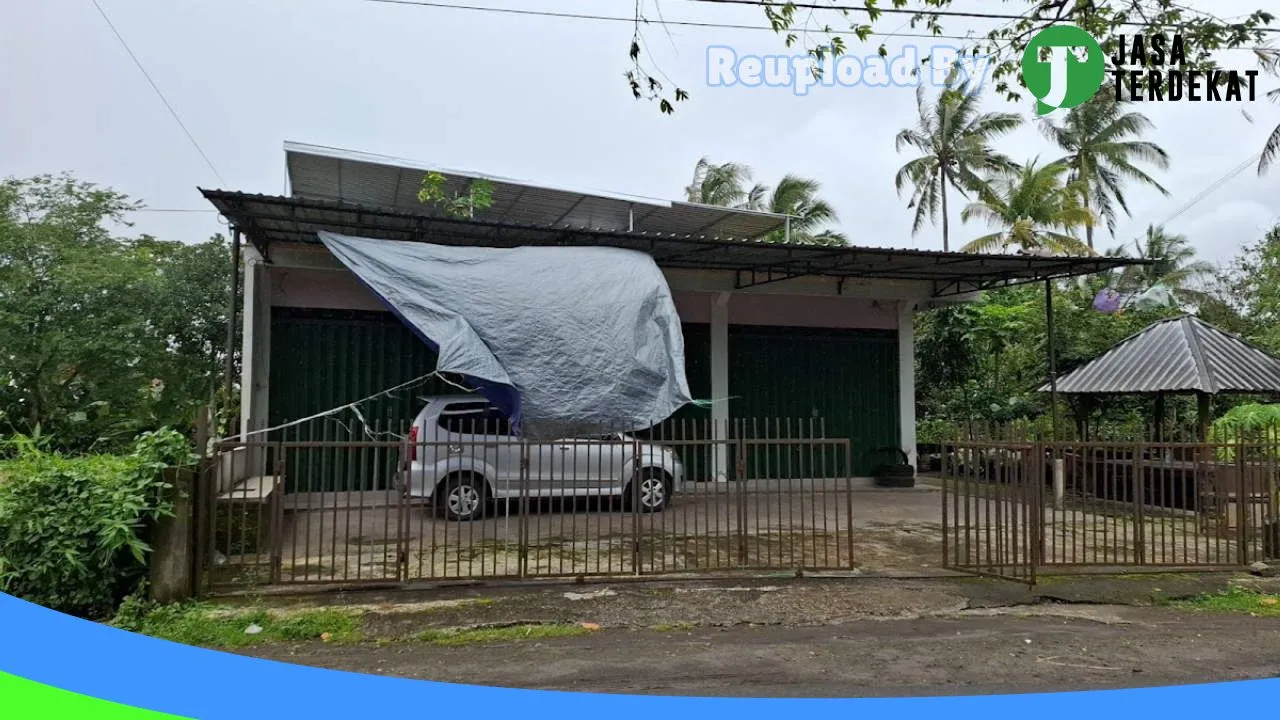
[959,160,1095,256]
[684,157,766,209]
[1039,94,1170,251]
[684,159,845,245]
[1113,225,1214,301]
[894,82,1023,251]
[1254,49,1280,175]
[760,174,846,246]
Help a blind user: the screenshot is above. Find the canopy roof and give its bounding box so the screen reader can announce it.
[202,189,1144,299]
[1042,315,1280,395]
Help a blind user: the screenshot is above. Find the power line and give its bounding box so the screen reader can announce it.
[364,0,979,40]
[89,0,226,185]
[1157,152,1263,227]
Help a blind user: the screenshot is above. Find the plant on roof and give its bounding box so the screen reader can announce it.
[418,172,494,219]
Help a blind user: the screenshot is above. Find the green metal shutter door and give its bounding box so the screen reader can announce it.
[728,326,900,477]
[269,308,450,492]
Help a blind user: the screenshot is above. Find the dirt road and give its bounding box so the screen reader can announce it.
[230,575,1280,697]
[244,608,1280,697]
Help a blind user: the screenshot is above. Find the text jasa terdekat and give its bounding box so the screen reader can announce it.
[1111,34,1260,102]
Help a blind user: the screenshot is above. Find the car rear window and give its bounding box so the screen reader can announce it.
[437,402,512,436]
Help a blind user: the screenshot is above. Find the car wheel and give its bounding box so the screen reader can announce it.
[438,474,488,522]
[625,469,670,513]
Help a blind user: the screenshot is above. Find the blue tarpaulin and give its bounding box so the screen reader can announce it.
[318,231,692,439]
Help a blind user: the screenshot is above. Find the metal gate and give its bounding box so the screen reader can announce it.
[941,440,1279,584]
[941,442,1039,584]
[195,420,857,591]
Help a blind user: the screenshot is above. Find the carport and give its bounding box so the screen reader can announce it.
[204,142,1140,485]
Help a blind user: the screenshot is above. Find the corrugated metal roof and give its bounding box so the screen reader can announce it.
[283,141,789,240]
[201,189,1146,298]
[1043,315,1280,395]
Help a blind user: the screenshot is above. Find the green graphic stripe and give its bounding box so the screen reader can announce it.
[0,671,192,719]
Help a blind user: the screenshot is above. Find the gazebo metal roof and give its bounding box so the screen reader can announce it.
[1041,315,1280,395]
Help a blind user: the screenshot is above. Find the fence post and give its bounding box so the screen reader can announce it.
[631,437,643,575]
[396,435,410,582]
[735,421,748,566]
[845,440,855,570]
[1237,435,1249,565]
[150,405,212,603]
[1133,441,1146,566]
[149,465,197,604]
[1052,456,1065,511]
[271,439,285,584]
[518,443,530,578]
[1029,444,1040,587]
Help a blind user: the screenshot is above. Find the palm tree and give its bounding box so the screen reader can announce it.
[1253,48,1280,175]
[684,157,766,209]
[1113,225,1214,301]
[1039,94,1170,251]
[760,174,846,246]
[684,159,845,245]
[959,160,1095,255]
[894,82,1023,251]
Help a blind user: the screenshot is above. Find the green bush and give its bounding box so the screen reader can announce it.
[1209,403,1280,462]
[0,429,194,618]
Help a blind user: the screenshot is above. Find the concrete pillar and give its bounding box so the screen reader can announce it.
[149,467,194,603]
[898,300,918,470]
[711,292,731,482]
[240,249,271,439]
[236,249,271,488]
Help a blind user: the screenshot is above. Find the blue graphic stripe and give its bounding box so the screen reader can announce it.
[0,592,1275,719]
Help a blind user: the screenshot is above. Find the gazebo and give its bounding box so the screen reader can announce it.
[1041,314,1280,441]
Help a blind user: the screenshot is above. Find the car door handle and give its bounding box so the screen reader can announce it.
[559,445,571,451]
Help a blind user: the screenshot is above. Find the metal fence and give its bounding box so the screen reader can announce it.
[942,440,1280,582]
[195,419,856,590]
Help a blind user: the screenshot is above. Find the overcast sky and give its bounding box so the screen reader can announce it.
[4,0,1279,267]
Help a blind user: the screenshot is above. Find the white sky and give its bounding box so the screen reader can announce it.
[3,0,1278,267]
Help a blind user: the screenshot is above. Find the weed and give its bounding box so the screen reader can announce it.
[112,602,361,648]
[1170,587,1280,617]
[414,623,589,647]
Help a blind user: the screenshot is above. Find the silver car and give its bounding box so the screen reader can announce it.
[406,396,684,521]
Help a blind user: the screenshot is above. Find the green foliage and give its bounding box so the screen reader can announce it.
[1173,586,1280,617]
[895,81,1022,250]
[959,159,1093,255]
[915,276,1186,438]
[0,174,233,452]
[1209,403,1280,461]
[414,623,589,647]
[750,1,1273,106]
[0,428,193,618]
[1038,96,1170,250]
[417,172,495,219]
[111,601,361,648]
[684,159,845,245]
[916,417,957,444]
[1220,226,1280,353]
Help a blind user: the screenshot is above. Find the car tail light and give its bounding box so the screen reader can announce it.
[408,425,419,462]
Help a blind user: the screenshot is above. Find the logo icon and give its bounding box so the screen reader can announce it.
[1021,25,1106,114]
